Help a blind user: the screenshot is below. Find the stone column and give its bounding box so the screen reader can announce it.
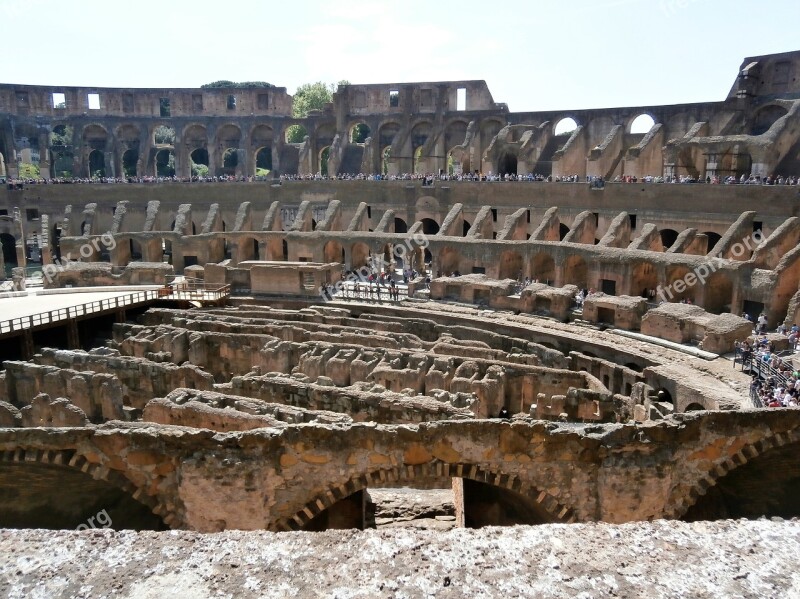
[38,133,50,180]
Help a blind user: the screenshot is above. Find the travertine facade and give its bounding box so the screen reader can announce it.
[1,51,798,179]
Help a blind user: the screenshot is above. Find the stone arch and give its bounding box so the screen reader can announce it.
[121,149,138,177]
[0,447,179,529]
[236,236,259,262]
[444,119,469,153]
[1,232,17,271]
[378,121,401,149]
[664,265,695,302]
[631,262,658,296]
[116,124,140,176]
[221,148,238,175]
[420,218,440,235]
[323,240,345,264]
[704,272,733,314]
[480,118,505,158]
[351,242,371,269]
[183,123,208,147]
[659,228,679,249]
[530,253,555,284]
[703,231,722,253]
[751,104,788,136]
[190,148,209,170]
[628,113,656,134]
[155,148,175,177]
[394,217,408,234]
[668,428,800,521]
[554,117,579,136]
[498,250,523,280]
[349,122,371,144]
[498,152,518,176]
[82,123,108,146]
[251,124,274,175]
[438,246,460,274]
[216,123,242,147]
[563,255,588,287]
[559,223,570,241]
[272,461,576,531]
[88,149,105,177]
[318,145,331,177]
[254,146,273,175]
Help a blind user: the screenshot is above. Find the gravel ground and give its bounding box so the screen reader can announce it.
[1,519,799,598]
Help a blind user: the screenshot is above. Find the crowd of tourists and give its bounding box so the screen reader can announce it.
[6,171,800,187]
[738,322,800,408]
[5,174,266,186]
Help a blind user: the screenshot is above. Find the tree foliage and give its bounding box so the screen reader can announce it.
[291,80,350,118]
[49,124,73,149]
[286,81,350,144]
[201,81,272,89]
[154,125,175,145]
[18,163,39,178]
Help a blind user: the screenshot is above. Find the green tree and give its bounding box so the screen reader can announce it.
[191,162,209,177]
[154,125,175,145]
[286,81,350,143]
[18,162,40,178]
[49,124,73,149]
[200,81,271,89]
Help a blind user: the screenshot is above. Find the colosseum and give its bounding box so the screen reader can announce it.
[1,50,800,596]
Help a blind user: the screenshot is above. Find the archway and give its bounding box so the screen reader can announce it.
[438,246,460,275]
[659,228,679,249]
[222,148,238,175]
[323,240,345,264]
[554,117,578,136]
[190,148,209,177]
[88,149,105,177]
[129,239,143,261]
[498,152,518,176]
[530,253,555,284]
[350,123,370,144]
[631,262,658,297]
[664,266,696,303]
[122,149,138,177]
[681,439,800,521]
[703,231,722,253]
[704,272,733,314]
[278,462,573,532]
[559,224,570,241]
[563,255,588,287]
[629,114,656,134]
[1,233,17,275]
[319,146,331,177]
[394,218,408,234]
[751,105,788,136]
[255,147,272,175]
[421,218,440,235]
[155,149,175,177]
[351,242,371,270]
[285,124,308,144]
[498,250,523,280]
[0,461,166,531]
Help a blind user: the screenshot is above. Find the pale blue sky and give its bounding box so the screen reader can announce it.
[1,0,797,111]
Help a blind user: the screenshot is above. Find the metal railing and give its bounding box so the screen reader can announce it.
[0,290,158,335]
[157,281,231,302]
[735,346,795,408]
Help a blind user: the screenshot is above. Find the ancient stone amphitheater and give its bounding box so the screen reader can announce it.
[1,51,800,596]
